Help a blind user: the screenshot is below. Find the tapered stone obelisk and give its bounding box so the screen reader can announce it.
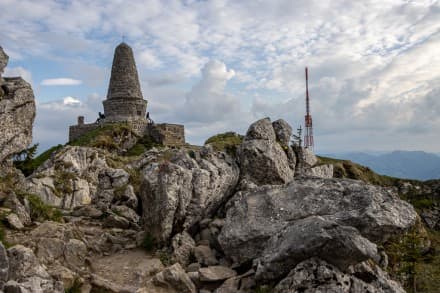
[102,42,147,122]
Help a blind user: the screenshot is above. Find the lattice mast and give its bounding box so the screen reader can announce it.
[304,67,314,150]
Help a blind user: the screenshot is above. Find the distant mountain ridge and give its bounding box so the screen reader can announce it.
[322,151,440,180]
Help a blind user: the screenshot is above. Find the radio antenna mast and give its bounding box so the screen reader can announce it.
[304,67,314,150]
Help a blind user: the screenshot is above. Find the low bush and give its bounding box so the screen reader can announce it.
[204,132,243,156]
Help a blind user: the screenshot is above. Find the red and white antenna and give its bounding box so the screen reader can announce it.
[304,67,314,150]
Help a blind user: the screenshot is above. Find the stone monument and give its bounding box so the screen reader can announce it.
[69,42,185,146]
[103,42,147,122]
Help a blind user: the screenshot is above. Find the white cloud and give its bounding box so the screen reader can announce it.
[33,94,103,151]
[41,78,83,86]
[181,60,238,123]
[1,0,440,152]
[3,66,32,84]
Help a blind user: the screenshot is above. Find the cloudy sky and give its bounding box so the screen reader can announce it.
[1,0,439,153]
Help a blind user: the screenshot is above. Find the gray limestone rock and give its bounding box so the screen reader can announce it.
[104,213,130,229]
[141,148,239,244]
[299,147,318,167]
[272,119,292,146]
[6,213,24,230]
[24,146,136,212]
[111,205,140,224]
[3,193,31,226]
[71,205,103,218]
[0,46,8,78]
[0,74,36,163]
[150,263,196,293]
[238,118,295,185]
[239,140,294,185]
[63,239,87,269]
[219,178,417,280]
[0,242,8,288]
[171,231,196,267]
[305,163,334,178]
[115,184,138,210]
[274,258,404,293]
[199,266,237,282]
[6,245,63,292]
[244,118,276,141]
[254,216,379,281]
[7,245,50,281]
[193,245,218,266]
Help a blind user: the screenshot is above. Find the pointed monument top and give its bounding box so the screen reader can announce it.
[106,42,143,100]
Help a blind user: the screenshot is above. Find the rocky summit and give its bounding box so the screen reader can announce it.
[0,45,437,292]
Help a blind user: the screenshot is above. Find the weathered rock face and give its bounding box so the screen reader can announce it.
[274,258,405,293]
[25,146,137,215]
[0,47,36,164]
[305,164,334,178]
[0,242,8,288]
[140,147,239,244]
[141,263,196,293]
[6,245,63,292]
[219,178,417,281]
[272,119,292,146]
[239,118,294,185]
[0,46,8,78]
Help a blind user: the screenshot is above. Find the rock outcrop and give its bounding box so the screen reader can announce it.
[5,245,63,292]
[239,118,295,185]
[274,258,405,293]
[141,147,239,244]
[25,146,139,226]
[0,47,36,165]
[0,107,424,292]
[219,177,417,281]
[0,243,8,288]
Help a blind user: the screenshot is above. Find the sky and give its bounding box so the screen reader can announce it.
[1,0,439,154]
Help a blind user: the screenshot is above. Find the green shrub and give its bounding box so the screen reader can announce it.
[317,156,402,186]
[142,233,156,251]
[158,250,172,266]
[125,143,146,157]
[65,278,82,293]
[69,123,138,152]
[0,223,10,248]
[25,193,63,222]
[14,144,63,177]
[204,131,243,156]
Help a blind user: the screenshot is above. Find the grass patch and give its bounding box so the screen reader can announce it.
[158,250,172,266]
[18,192,63,222]
[125,135,161,157]
[317,156,402,186]
[65,278,82,293]
[69,123,138,152]
[205,131,243,156]
[385,224,440,293]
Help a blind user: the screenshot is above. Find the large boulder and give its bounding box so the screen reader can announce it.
[140,147,239,244]
[0,242,8,288]
[254,216,379,281]
[0,46,8,78]
[25,146,134,211]
[239,118,294,185]
[272,119,292,146]
[0,47,36,164]
[141,263,196,293]
[274,258,405,293]
[218,178,417,281]
[305,164,334,178]
[244,117,276,141]
[6,245,63,292]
